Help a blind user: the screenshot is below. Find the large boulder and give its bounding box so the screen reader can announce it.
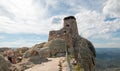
[24,39,66,59]
[44,38,66,57]
[0,54,11,71]
[73,37,96,71]
[23,42,48,64]
[23,42,46,58]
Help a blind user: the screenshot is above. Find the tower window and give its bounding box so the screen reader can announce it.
[63,30,66,33]
[66,24,69,27]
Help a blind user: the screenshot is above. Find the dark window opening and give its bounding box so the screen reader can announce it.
[66,24,69,27]
[63,30,66,33]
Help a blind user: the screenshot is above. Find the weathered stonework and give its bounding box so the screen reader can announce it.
[48,16,79,48]
[48,16,96,71]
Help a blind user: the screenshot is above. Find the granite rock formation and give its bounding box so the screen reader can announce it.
[14,16,96,71]
[48,16,96,71]
[0,54,11,71]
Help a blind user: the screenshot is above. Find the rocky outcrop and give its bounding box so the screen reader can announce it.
[0,54,11,71]
[44,38,66,57]
[9,16,96,71]
[12,47,29,58]
[0,47,11,56]
[48,16,96,71]
[23,42,47,58]
[0,47,11,52]
[24,38,66,58]
[8,45,48,71]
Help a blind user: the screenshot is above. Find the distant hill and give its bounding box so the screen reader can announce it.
[96,48,120,71]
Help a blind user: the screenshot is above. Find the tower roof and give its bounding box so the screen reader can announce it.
[63,16,76,20]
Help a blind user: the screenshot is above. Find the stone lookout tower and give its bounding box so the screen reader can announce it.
[48,16,80,48]
[48,16,96,71]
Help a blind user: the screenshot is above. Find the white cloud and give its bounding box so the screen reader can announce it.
[75,9,120,39]
[103,0,120,17]
[0,0,120,47]
[0,0,119,36]
[0,0,51,34]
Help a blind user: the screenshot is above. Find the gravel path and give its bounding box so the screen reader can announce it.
[25,57,65,71]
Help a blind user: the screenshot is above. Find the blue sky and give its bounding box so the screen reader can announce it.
[0,0,120,48]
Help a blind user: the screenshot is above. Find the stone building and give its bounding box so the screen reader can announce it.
[48,16,96,71]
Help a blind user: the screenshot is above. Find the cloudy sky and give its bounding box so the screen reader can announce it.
[0,0,120,48]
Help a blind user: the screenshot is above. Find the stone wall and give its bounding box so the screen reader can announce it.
[48,16,80,48]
